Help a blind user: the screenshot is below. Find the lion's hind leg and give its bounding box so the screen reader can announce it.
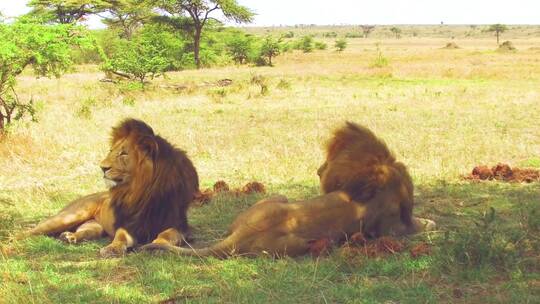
[25,192,107,238]
[59,220,105,244]
[259,233,312,257]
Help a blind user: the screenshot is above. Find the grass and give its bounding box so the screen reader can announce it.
[1,30,540,303]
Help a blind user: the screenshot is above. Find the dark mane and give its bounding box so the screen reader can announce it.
[323,121,415,233]
[109,119,199,243]
[111,118,155,145]
[326,121,394,162]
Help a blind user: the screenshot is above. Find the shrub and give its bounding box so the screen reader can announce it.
[282,31,294,38]
[436,207,538,273]
[299,36,314,53]
[250,74,269,95]
[323,31,337,38]
[226,33,254,64]
[314,41,328,50]
[370,52,389,68]
[103,26,182,84]
[256,36,281,66]
[345,32,362,38]
[370,43,389,68]
[276,79,291,90]
[334,39,347,52]
[0,20,90,131]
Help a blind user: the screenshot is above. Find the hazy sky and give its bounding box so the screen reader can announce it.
[1,0,539,26]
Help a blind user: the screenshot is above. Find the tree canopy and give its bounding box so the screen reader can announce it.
[158,0,255,68]
[488,24,508,45]
[28,0,108,24]
[0,21,91,130]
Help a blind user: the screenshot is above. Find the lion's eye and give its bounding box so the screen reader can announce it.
[119,151,128,156]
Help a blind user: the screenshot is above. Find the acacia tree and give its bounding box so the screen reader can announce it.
[158,0,254,69]
[488,24,508,45]
[226,33,253,64]
[103,26,180,84]
[0,21,90,131]
[361,25,375,38]
[258,36,280,66]
[28,0,107,24]
[101,0,154,39]
[390,26,401,39]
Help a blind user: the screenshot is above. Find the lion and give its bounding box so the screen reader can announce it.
[140,122,435,258]
[24,118,199,257]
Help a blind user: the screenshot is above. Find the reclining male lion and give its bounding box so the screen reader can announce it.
[24,119,199,257]
[141,122,435,258]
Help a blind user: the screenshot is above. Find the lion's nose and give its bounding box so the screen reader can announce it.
[101,166,111,174]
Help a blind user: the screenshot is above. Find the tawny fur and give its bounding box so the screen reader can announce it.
[141,121,435,258]
[25,118,199,257]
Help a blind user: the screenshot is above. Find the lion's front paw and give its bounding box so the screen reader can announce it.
[99,243,127,258]
[59,232,78,244]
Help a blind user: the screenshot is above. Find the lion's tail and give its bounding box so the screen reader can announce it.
[141,236,237,259]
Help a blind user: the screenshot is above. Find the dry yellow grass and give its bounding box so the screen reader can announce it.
[1,33,539,304]
[2,37,539,192]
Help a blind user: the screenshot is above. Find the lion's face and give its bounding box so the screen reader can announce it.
[317,161,334,193]
[317,159,353,195]
[99,137,141,189]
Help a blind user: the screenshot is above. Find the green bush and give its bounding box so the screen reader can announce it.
[370,44,389,68]
[345,32,362,38]
[0,20,90,131]
[334,39,347,52]
[436,207,538,273]
[314,41,328,50]
[103,25,183,84]
[226,33,254,64]
[323,31,337,38]
[259,36,281,66]
[282,31,294,38]
[298,36,314,53]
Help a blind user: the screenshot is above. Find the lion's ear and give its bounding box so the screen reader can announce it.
[137,135,159,159]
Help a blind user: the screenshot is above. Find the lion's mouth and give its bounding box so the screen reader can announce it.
[103,177,123,188]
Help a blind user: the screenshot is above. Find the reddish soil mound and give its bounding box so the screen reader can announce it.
[193,180,267,205]
[466,163,540,183]
[241,182,266,194]
[213,180,230,192]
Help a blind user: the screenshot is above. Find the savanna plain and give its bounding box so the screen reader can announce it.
[1,27,540,303]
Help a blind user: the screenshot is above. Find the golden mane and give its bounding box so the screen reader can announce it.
[108,119,199,243]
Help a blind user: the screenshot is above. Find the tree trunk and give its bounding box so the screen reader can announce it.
[496,32,500,45]
[194,26,202,69]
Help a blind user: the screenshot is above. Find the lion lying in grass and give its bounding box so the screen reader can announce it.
[24,119,199,257]
[141,122,435,257]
